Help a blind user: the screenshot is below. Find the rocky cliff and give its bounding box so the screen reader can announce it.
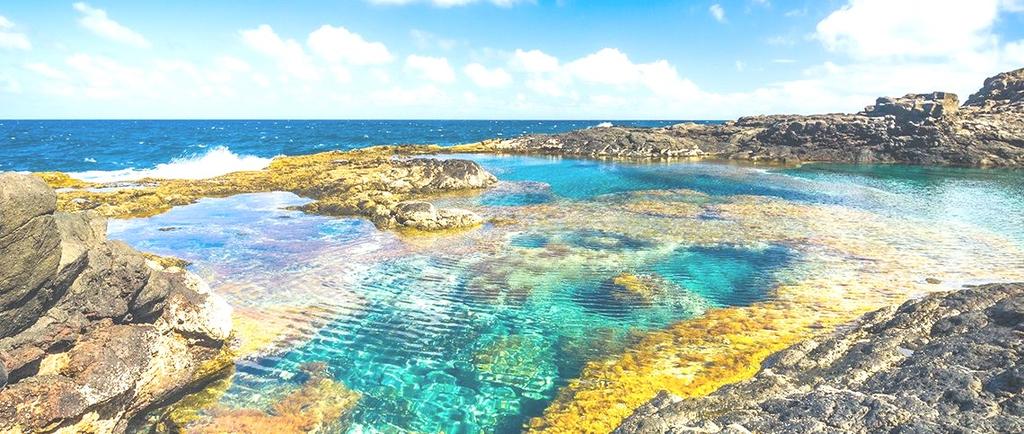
[615,282,1024,433]
[461,68,1024,167]
[0,173,234,433]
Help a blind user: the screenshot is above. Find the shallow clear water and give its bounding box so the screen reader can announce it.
[108,155,1024,433]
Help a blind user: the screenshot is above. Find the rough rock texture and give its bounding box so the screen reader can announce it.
[392,201,484,231]
[615,282,1024,434]
[0,173,233,434]
[460,68,1024,167]
[48,148,497,232]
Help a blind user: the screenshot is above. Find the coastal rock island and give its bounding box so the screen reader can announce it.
[459,68,1024,167]
[0,173,233,433]
[615,282,1024,433]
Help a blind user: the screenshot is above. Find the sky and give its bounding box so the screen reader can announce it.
[1,0,1023,119]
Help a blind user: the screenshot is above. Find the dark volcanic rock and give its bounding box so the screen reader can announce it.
[614,282,1024,434]
[0,173,233,434]
[480,68,1024,167]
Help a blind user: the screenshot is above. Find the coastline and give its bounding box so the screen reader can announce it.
[1,67,1022,433]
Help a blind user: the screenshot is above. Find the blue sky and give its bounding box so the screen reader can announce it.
[1,0,1023,119]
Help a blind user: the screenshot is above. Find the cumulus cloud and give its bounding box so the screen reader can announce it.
[0,15,31,50]
[816,0,1001,59]
[240,24,321,81]
[371,85,444,105]
[308,25,393,65]
[709,4,726,23]
[510,48,560,73]
[405,55,455,83]
[73,3,150,48]
[464,63,512,88]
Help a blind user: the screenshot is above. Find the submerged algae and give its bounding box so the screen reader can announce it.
[44,146,497,231]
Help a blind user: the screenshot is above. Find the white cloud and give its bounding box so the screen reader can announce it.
[240,24,321,81]
[72,3,150,48]
[405,55,455,83]
[0,15,31,50]
[308,25,393,65]
[510,48,559,73]
[566,48,642,85]
[709,4,726,23]
[464,63,512,88]
[816,0,1001,59]
[368,0,528,7]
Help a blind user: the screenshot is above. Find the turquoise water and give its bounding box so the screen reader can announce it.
[109,155,1024,433]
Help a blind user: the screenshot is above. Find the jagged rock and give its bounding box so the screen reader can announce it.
[0,173,62,338]
[0,173,233,434]
[466,68,1024,167]
[860,91,959,121]
[614,282,1024,434]
[965,68,1024,106]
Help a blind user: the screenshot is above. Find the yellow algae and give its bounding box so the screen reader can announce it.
[46,146,495,231]
[517,193,1024,433]
[35,171,92,189]
[609,272,666,302]
[186,363,361,434]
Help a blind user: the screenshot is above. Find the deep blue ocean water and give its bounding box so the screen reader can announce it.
[0,120,689,173]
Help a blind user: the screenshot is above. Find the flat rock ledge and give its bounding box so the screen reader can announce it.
[615,282,1024,434]
[0,173,233,434]
[461,67,1024,167]
[48,149,497,233]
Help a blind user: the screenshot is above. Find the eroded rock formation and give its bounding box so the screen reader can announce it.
[0,173,233,433]
[458,68,1024,167]
[46,148,497,232]
[615,282,1024,433]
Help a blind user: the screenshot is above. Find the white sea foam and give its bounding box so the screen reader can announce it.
[593,122,614,128]
[71,146,274,183]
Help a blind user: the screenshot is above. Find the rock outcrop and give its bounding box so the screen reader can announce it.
[615,282,1024,433]
[0,173,233,433]
[48,148,497,232]
[458,68,1024,167]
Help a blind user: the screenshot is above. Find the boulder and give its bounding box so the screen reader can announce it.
[0,173,233,433]
[0,174,63,338]
[392,201,484,231]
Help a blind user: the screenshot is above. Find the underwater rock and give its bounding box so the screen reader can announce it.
[615,282,1024,434]
[456,68,1024,167]
[45,147,498,232]
[0,173,233,434]
[607,273,670,303]
[186,363,361,434]
[473,334,558,400]
[392,200,484,231]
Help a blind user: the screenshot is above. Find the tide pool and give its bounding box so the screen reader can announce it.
[113,155,1024,433]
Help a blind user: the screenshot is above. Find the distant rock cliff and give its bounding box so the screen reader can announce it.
[465,68,1024,167]
[614,282,1024,433]
[0,173,233,433]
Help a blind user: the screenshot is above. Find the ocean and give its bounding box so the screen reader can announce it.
[0,120,689,178]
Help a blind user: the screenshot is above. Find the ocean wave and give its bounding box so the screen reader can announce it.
[70,146,274,183]
[592,122,614,128]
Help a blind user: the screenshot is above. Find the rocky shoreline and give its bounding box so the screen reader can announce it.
[455,68,1024,168]
[0,173,233,433]
[43,148,497,233]
[615,282,1024,433]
